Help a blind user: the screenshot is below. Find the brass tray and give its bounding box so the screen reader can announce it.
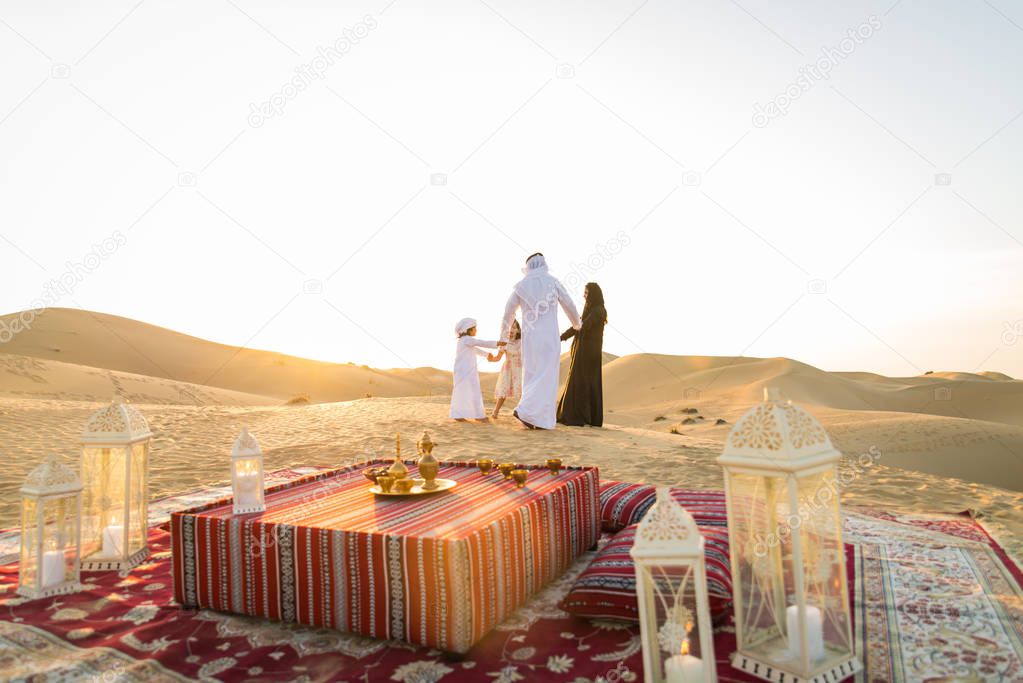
[369,478,457,497]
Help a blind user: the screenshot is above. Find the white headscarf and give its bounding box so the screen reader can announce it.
[521,253,549,275]
[455,317,477,335]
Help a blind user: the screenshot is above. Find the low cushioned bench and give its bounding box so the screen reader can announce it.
[170,460,600,653]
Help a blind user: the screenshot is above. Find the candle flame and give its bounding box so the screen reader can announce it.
[680,639,690,656]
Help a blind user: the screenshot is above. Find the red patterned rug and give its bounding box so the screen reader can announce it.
[0,476,1020,682]
[0,524,744,682]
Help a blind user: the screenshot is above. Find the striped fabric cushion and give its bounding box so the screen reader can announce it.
[599,482,657,533]
[560,523,733,622]
[599,481,728,532]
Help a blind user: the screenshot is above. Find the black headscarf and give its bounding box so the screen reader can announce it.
[582,282,607,324]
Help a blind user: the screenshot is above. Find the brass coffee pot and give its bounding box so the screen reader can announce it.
[417,431,439,490]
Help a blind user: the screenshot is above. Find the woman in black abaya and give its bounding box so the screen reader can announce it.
[557,282,607,427]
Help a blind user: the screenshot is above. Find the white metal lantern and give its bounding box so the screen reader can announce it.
[717,388,861,683]
[631,487,718,683]
[18,455,84,598]
[231,428,265,514]
[80,397,152,571]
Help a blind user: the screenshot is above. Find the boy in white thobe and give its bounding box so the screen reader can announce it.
[500,254,581,429]
[450,318,502,420]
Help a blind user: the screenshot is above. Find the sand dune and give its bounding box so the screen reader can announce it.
[0,353,274,405]
[1,307,1021,509]
[0,308,446,403]
[601,354,1023,427]
[598,354,1023,491]
[0,308,621,405]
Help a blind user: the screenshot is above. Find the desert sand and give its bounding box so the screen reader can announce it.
[1,308,1021,559]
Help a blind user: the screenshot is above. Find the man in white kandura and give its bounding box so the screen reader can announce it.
[501,253,581,430]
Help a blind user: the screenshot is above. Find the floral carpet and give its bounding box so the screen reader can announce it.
[844,508,1023,681]
[0,471,1020,682]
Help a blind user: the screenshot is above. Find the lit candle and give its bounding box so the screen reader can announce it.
[102,524,124,557]
[665,640,704,683]
[41,549,64,587]
[786,604,825,662]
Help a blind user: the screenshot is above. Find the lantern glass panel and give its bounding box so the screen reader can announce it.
[233,455,264,509]
[730,469,854,676]
[235,455,261,476]
[81,445,128,559]
[38,495,79,586]
[638,562,709,682]
[128,441,148,554]
[19,498,38,588]
[789,469,853,669]
[728,471,788,659]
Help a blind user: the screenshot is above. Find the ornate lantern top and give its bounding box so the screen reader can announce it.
[630,487,702,559]
[232,428,261,458]
[82,397,152,443]
[717,387,839,472]
[21,454,82,496]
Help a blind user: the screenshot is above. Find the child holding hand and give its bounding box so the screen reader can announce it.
[451,317,504,421]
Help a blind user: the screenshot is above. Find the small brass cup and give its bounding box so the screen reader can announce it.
[478,458,495,475]
[498,463,515,479]
[545,458,562,476]
[395,478,416,494]
[511,469,528,488]
[376,475,395,493]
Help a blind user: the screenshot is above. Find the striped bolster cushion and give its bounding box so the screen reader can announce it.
[559,522,733,622]
[599,481,728,532]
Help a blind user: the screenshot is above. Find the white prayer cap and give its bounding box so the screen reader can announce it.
[522,253,548,274]
[455,317,477,335]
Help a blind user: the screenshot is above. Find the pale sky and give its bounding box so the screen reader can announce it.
[2,0,1022,377]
